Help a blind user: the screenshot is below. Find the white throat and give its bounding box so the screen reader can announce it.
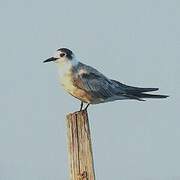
[56,57,79,77]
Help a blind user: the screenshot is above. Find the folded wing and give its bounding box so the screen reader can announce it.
[72,63,168,102]
[73,72,124,99]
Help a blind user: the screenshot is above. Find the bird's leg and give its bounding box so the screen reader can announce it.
[80,101,84,111]
[84,103,90,111]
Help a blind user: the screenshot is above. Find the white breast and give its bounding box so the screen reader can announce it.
[56,58,92,103]
[59,73,76,92]
[57,61,77,93]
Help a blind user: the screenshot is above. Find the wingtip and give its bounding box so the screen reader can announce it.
[150,87,160,91]
[159,94,169,98]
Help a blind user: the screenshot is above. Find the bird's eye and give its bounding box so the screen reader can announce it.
[60,53,66,57]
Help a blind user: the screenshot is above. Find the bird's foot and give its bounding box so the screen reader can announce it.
[79,102,90,112]
[79,101,84,111]
[83,104,90,111]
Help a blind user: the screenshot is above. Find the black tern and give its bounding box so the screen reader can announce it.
[44,48,168,111]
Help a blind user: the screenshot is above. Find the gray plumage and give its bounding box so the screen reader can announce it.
[44,48,168,110]
[71,62,168,104]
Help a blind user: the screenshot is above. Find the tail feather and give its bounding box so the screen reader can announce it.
[123,94,146,101]
[133,93,169,99]
[111,80,159,93]
[111,79,169,100]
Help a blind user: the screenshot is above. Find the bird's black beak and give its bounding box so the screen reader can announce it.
[43,57,58,63]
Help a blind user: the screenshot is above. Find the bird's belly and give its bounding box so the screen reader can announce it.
[59,75,93,103]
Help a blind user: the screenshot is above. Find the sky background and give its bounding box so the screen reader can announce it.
[0,0,180,179]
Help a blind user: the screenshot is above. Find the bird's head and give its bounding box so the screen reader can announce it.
[43,48,77,66]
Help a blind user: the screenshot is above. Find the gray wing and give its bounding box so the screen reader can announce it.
[111,80,159,93]
[73,66,125,99]
[72,63,157,101]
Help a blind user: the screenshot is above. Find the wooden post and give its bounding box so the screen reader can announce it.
[66,110,95,180]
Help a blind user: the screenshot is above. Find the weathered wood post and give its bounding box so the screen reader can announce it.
[66,110,95,180]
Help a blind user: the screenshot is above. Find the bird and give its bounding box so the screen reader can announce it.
[43,48,168,111]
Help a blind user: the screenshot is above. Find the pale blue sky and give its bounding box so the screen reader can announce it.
[0,0,180,179]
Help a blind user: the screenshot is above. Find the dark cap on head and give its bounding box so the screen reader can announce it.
[57,48,74,59]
